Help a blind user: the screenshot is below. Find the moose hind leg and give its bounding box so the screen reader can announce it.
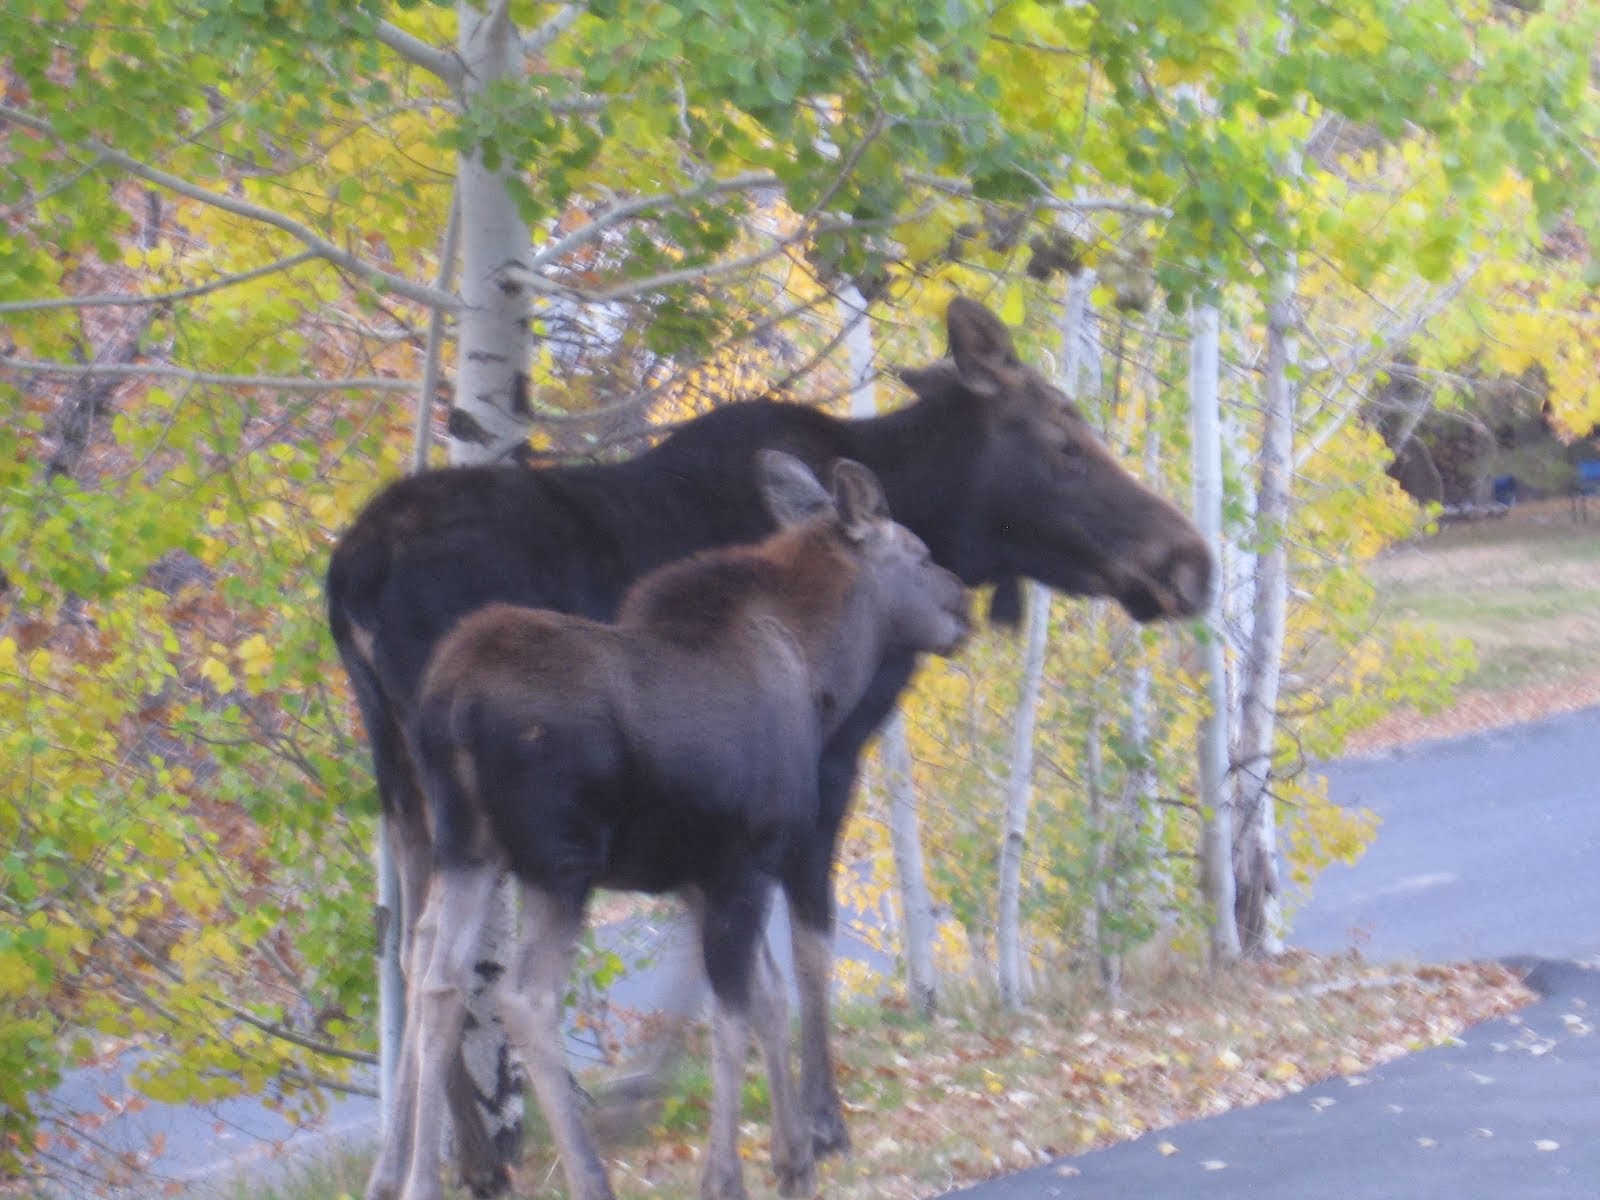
[497,885,614,1200]
[397,865,499,1200]
[692,879,777,1200]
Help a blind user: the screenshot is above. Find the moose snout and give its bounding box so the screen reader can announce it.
[1166,543,1214,618]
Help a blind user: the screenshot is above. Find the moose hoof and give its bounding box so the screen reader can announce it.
[700,1161,749,1200]
[810,1108,851,1160]
[460,1163,512,1199]
[776,1158,818,1198]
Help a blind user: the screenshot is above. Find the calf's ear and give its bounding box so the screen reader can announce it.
[758,450,835,528]
[831,459,891,542]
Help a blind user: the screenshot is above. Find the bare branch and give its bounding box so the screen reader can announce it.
[513,210,912,304]
[372,19,463,84]
[414,187,461,472]
[0,103,458,312]
[0,252,320,314]
[1,356,417,393]
[524,3,583,57]
[906,172,1173,218]
[0,156,106,221]
[527,171,780,272]
[1294,256,1484,471]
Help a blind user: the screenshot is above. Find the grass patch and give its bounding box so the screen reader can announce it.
[1371,502,1600,692]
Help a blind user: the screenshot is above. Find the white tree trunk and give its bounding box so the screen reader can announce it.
[1189,301,1241,966]
[996,578,1051,1011]
[883,710,938,1017]
[840,285,941,1014]
[451,5,536,467]
[994,268,1103,1010]
[378,194,461,1129]
[1232,272,1295,958]
[446,1,536,1172]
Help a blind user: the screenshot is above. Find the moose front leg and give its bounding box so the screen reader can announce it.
[789,913,849,1159]
[750,934,816,1197]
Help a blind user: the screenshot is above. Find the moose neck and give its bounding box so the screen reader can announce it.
[835,394,998,588]
[762,527,889,738]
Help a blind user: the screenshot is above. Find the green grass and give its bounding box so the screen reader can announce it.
[184,1144,371,1200]
[1371,502,1600,692]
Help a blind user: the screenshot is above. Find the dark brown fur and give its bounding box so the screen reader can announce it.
[372,457,966,1200]
[330,297,1213,1184]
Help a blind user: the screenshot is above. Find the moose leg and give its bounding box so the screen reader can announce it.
[692,878,781,1200]
[497,886,613,1200]
[783,836,850,1159]
[395,864,498,1200]
[750,932,816,1197]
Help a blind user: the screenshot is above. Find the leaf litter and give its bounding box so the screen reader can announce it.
[528,950,1531,1200]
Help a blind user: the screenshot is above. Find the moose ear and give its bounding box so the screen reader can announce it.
[831,459,890,541]
[758,450,835,528]
[947,295,1021,399]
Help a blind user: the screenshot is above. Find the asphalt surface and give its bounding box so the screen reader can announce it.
[947,705,1600,1200]
[43,707,1600,1197]
[942,958,1600,1200]
[1292,705,1600,965]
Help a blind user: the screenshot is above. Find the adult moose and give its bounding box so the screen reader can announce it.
[379,453,968,1200]
[328,296,1212,1195]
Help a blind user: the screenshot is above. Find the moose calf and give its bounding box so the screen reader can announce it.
[373,452,968,1200]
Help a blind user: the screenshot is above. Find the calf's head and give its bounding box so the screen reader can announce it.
[903,297,1214,624]
[759,451,970,657]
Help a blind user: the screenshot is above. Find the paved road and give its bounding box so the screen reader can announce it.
[948,705,1600,1199]
[942,958,1600,1200]
[1292,705,1600,965]
[47,707,1600,1195]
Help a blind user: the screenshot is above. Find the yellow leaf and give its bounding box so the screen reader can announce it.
[199,657,236,693]
[1000,280,1027,326]
[238,634,273,681]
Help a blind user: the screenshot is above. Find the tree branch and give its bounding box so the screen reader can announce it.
[0,103,458,312]
[526,171,780,271]
[1,356,417,393]
[524,3,582,58]
[372,19,463,84]
[414,186,461,471]
[512,211,911,304]
[906,172,1172,218]
[0,252,320,314]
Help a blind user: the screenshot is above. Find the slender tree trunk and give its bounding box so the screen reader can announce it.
[883,710,938,1017]
[1082,666,1123,1001]
[1232,272,1295,958]
[378,194,461,1132]
[995,267,1103,1010]
[445,2,536,1176]
[840,284,941,1014]
[1189,301,1241,966]
[1127,408,1174,928]
[450,4,536,466]
[996,578,1051,1011]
